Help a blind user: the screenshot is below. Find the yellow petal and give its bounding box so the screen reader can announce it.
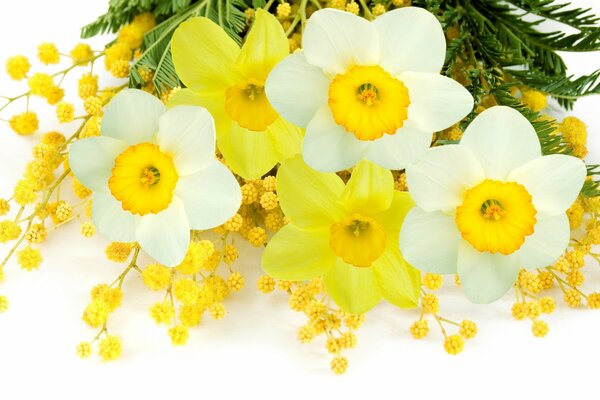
[372,246,420,309]
[277,155,346,229]
[218,122,279,180]
[236,9,289,81]
[323,259,382,314]
[168,88,228,132]
[267,117,303,162]
[262,225,334,281]
[373,191,415,239]
[340,159,394,215]
[172,17,241,92]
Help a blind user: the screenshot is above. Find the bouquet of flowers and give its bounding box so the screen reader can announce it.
[1,0,599,374]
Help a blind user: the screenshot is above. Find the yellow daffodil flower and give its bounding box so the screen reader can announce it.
[170,9,303,180]
[400,106,586,303]
[262,155,420,314]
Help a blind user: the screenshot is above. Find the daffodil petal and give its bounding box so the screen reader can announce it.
[92,192,139,242]
[175,160,241,230]
[373,191,415,238]
[323,259,383,314]
[340,159,394,214]
[102,89,166,144]
[171,17,241,92]
[302,9,379,75]
[167,88,225,115]
[266,117,304,163]
[461,106,541,180]
[218,122,279,180]
[515,213,570,269]
[265,52,329,128]
[303,106,368,172]
[277,154,345,229]
[400,71,473,133]
[374,7,445,75]
[262,225,334,280]
[457,240,519,304]
[235,9,288,81]
[364,123,432,170]
[69,136,127,193]
[372,247,420,309]
[508,154,586,215]
[406,144,485,212]
[156,106,216,176]
[400,208,460,274]
[135,196,190,266]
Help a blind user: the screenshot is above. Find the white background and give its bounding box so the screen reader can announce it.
[1,1,599,398]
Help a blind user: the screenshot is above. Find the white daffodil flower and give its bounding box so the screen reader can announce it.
[265,7,474,172]
[69,89,241,266]
[400,106,586,303]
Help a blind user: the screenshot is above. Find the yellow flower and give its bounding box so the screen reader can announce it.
[171,9,303,179]
[17,246,42,271]
[6,55,30,80]
[37,42,60,65]
[98,335,122,361]
[70,43,94,65]
[10,112,38,135]
[262,155,420,314]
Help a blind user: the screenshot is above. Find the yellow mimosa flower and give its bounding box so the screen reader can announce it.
[171,9,303,180]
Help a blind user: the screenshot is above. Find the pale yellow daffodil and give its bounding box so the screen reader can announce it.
[170,9,303,180]
[262,155,420,314]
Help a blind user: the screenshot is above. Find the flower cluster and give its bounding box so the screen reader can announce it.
[1,0,600,375]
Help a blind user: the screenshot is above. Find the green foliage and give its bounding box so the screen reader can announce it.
[81,0,197,38]
[85,0,250,95]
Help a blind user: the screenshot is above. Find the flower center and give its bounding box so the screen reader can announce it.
[108,143,178,216]
[329,213,387,267]
[225,77,278,132]
[455,180,537,255]
[140,166,161,188]
[328,65,410,141]
[357,83,379,106]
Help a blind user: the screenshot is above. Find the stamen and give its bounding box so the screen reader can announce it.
[141,166,161,188]
[244,83,264,101]
[357,83,379,106]
[481,199,505,221]
[348,219,370,237]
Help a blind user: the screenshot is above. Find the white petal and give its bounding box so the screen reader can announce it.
[516,214,570,269]
[135,197,190,266]
[265,52,330,128]
[303,106,368,172]
[92,192,139,242]
[364,123,432,170]
[156,105,216,176]
[457,241,520,304]
[400,208,460,274]
[406,145,485,212]
[69,136,127,193]
[508,154,586,215]
[175,160,242,230]
[461,106,541,180]
[374,7,446,75]
[101,89,166,144]
[400,71,473,133]
[302,9,379,75]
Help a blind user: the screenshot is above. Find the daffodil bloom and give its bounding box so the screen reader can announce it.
[400,106,586,303]
[262,155,420,314]
[170,9,303,180]
[69,89,241,266]
[265,7,473,172]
